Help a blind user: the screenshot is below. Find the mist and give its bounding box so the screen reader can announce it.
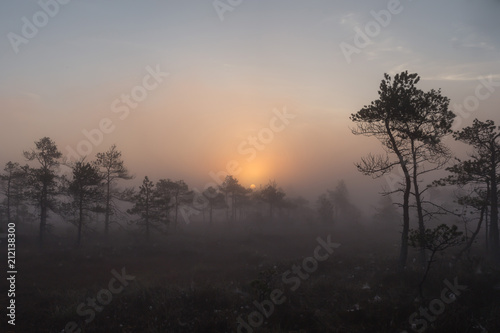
[1,1,500,332]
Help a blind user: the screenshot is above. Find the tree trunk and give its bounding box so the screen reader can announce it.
[225,192,229,223]
[459,202,486,257]
[399,171,412,271]
[105,174,110,236]
[6,178,12,225]
[232,193,236,221]
[385,120,411,270]
[486,205,489,250]
[174,194,179,230]
[40,183,48,248]
[77,195,83,247]
[6,175,12,224]
[146,190,150,240]
[209,204,213,225]
[489,141,499,262]
[412,143,427,267]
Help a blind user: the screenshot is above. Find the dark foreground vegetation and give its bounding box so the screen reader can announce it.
[1,221,499,333]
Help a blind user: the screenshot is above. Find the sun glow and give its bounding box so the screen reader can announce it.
[237,159,270,187]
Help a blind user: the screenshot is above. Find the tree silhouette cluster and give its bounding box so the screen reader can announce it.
[0,139,299,246]
[352,70,500,268]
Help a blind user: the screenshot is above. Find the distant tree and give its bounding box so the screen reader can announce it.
[317,193,334,224]
[154,179,173,227]
[279,198,298,218]
[0,162,25,225]
[95,144,132,236]
[372,195,400,230]
[219,175,241,222]
[447,119,500,262]
[128,176,157,239]
[287,196,311,221]
[233,183,251,221]
[68,160,103,246]
[328,180,361,224]
[202,186,226,225]
[260,180,285,220]
[156,179,191,230]
[23,137,62,247]
[291,196,309,209]
[329,180,347,218]
[351,71,455,269]
[316,181,360,225]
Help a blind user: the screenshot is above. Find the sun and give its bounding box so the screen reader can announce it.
[250,184,256,190]
[238,159,270,187]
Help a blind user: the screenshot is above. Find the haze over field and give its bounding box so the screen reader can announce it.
[3,2,500,333]
[1,0,499,207]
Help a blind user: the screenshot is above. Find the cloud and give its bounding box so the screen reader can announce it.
[420,61,500,82]
[364,37,415,62]
[338,12,363,29]
[450,27,496,51]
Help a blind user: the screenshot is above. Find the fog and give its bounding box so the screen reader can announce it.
[1,1,500,332]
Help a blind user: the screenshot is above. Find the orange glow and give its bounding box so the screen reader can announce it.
[236,159,271,187]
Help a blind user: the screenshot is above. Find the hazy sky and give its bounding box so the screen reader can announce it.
[1,0,499,205]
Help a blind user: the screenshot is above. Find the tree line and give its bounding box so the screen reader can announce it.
[0,141,306,247]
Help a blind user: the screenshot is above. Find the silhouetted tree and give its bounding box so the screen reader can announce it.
[0,162,25,225]
[154,179,173,227]
[158,179,191,230]
[202,186,226,225]
[260,180,285,220]
[448,119,500,262]
[233,183,250,221]
[128,176,156,239]
[317,193,334,224]
[95,144,132,236]
[399,80,454,266]
[351,71,455,269]
[23,137,62,247]
[328,180,361,224]
[68,160,103,246]
[219,175,241,222]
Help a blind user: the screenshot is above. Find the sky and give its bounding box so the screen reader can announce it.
[1,0,499,208]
